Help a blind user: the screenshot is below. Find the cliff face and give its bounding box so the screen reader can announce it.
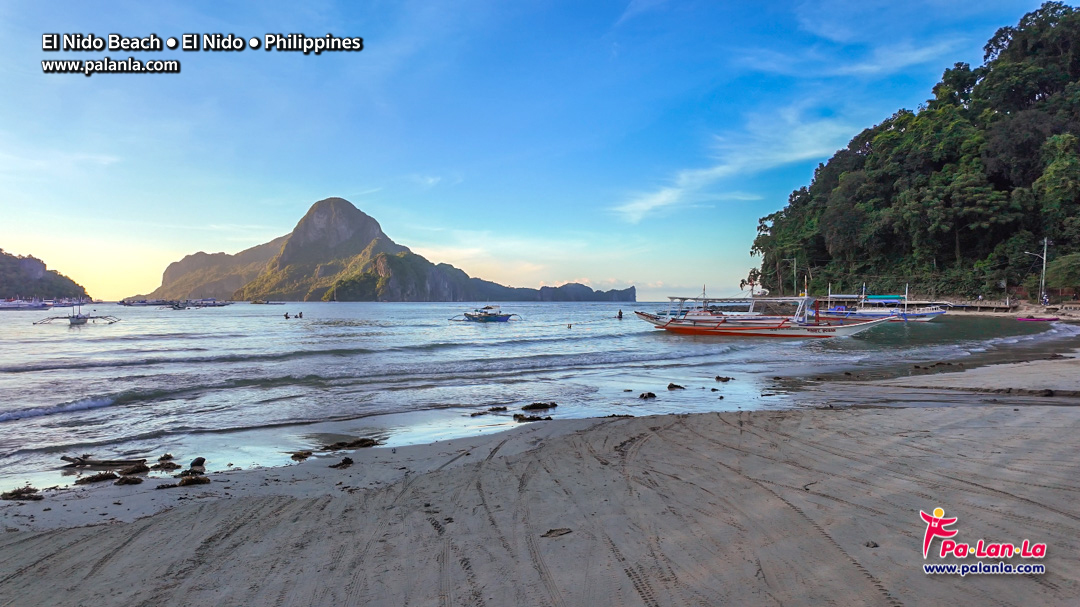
[0,249,88,299]
[138,236,288,301]
[234,198,410,301]
[135,197,636,302]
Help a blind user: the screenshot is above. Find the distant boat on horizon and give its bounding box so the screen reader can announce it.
[0,298,51,311]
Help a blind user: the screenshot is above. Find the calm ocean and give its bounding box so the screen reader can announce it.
[1,301,1078,490]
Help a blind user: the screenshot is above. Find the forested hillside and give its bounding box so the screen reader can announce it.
[0,249,88,299]
[749,2,1080,298]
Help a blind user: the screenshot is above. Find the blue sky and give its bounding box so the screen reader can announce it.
[0,0,1046,301]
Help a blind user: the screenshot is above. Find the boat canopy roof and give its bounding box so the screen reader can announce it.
[665,296,810,304]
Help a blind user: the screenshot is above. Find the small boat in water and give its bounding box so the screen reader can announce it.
[450,305,522,323]
[811,286,947,322]
[0,298,51,310]
[635,296,893,338]
[188,298,233,307]
[34,305,120,326]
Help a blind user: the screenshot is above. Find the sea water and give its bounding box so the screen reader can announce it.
[1,301,1078,490]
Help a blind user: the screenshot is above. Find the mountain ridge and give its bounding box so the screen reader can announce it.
[135,198,635,302]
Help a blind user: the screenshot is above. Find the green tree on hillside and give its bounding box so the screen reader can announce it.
[750,2,1080,298]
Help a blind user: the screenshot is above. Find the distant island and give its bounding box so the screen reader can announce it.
[749,2,1080,299]
[0,249,88,299]
[134,197,635,303]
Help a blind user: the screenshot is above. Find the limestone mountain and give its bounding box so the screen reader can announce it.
[137,236,289,301]
[137,197,636,302]
[235,198,409,301]
[0,249,89,299]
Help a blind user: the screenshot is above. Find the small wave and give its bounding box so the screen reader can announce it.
[0,397,117,423]
[380,332,629,354]
[0,347,378,373]
[0,374,343,426]
[313,319,392,328]
[86,332,250,342]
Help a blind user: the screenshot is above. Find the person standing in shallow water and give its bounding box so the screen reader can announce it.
[617,310,623,319]
[284,312,290,319]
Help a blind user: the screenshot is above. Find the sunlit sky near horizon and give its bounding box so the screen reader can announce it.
[1,0,1046,301]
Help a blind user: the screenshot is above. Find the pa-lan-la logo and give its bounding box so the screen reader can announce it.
[920,507,1047,559]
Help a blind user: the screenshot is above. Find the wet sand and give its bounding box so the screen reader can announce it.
[3,360,1080,606]
[869,353,1080,395]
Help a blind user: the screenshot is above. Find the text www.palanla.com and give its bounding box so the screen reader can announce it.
[924,561,1045,576]
[42,56,180,77]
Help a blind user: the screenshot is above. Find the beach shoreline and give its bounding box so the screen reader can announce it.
[3,354,1080,605]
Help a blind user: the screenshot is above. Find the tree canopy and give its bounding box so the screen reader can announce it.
[749,2,1080,298]
[0,249,88,299]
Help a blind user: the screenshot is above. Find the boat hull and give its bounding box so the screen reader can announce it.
[634,311,893,338]
[464,314,512,323]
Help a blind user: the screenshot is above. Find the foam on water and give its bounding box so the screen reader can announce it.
[0,396,117,423]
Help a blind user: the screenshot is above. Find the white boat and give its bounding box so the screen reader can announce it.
[812,285,947,322]
[635,296,894,338]
[449,305,522,323]
[0,298,51,310]
[188,298,233,307]
[34,305,120,326]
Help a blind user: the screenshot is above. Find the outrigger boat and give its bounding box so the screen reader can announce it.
[34,305,120,326]
[450,305,522,323]
[635,296,893,338]
[812,285,947,322]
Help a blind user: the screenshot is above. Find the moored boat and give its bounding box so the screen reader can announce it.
[450,305,522,323]
[635,296,893,338]
[0,298,51,310]
[811,287,947,322]
[188,298,233,307]
[33,305,120,326]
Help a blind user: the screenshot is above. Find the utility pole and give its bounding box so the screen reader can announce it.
[1024,237,1050,305]
[1041,236,1048,304]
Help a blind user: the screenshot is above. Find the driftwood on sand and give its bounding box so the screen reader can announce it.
[61,456,148,468]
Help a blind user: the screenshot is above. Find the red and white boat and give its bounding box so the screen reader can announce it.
[635,296,894,338]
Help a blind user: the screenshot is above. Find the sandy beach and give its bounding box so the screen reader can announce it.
[3,358,1080,606]
[870,354,1080,396]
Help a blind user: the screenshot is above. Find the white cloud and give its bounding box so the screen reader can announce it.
[738,38,962,78]
[830,40,963,76]
[612,104,855,223]
[614,0,670,27]
[0,141,120,179]
[407,228,645,290]
[411,174,442,188]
